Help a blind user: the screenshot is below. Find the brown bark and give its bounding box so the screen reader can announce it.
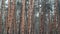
[48,10,53,34]
[28,0,34,34]
[13,14,17,34]
[20,0,26,34]
[54,0,59,34]
[6,0,16,34]
[13,0,17,34]
[31,0,35,34]
[53,0,58,34]
[1,0,5,34]
[0,8,2,34]
[39,0,46,34]
[54,0,58,30]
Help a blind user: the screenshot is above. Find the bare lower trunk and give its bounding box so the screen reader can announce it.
[53,0,58,34]
[0,8,2,34]
[20,0,26,34]
[28,0,34,34]
[39,0,46,34]
[6,0,16,34]
[48,10,52,34]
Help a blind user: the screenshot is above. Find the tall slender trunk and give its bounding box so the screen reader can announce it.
[6,0,16,34]
[28,0,34,34]
[39,0,46,34]
[0,1,2,33]
[0,9,2,34]
[1,0,5,34]
[53,0,58,34]
[55,0,60,34]
[13,0,17,34]
[48,10,52,34]
[20,0,26,34]
[31,0,35,34]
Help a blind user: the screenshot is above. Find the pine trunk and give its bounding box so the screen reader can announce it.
[20,0,26,34]
[6,0,16,34]
[28,0,34,34]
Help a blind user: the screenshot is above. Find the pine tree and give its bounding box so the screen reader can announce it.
[28,0,34,34]
[20,0,26,34]
[6,0,16,34]
[39,0,46,34]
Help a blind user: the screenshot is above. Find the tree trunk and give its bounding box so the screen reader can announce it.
[53,0,58,34]
[20,0,26,34]
[6,0,16,34]
[0,5,2,34]
[39,0,46,34]
[28,0,34,34]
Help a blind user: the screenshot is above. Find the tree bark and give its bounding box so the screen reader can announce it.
[6,0,16,34]
[20,0,26,34]
[28,0,34,34]
[0,5,2,34]
[53,0,58,34]
[39,0,46,34]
